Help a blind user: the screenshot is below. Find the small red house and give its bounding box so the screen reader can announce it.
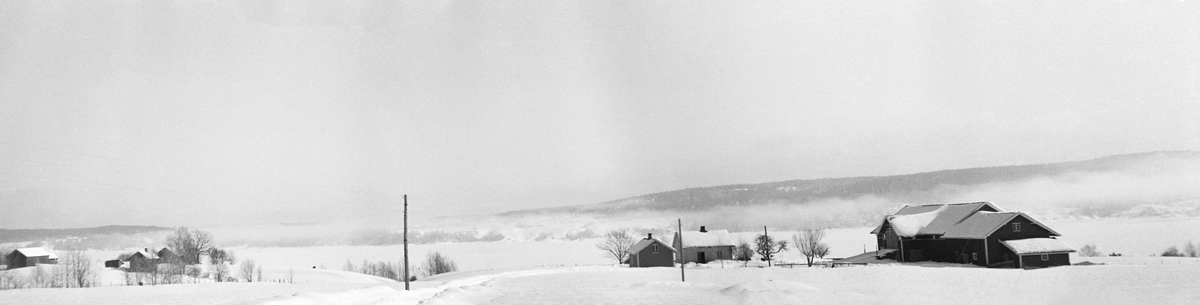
[626,234,675,268]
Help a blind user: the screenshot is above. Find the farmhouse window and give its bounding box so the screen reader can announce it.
[1041,254,1049,261]
[652,244,658,253]
[1012,222,1021,232]
[972,253,977,261]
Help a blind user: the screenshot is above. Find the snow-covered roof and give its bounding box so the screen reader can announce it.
[941,212,1020,239]
[1001,238,1076,255]
[14,247,57,259]
[132,249,159,260]
[887,205,947,237]
[672,230,735,248]
[871,202,998,235]
[941,212,1061,239]
[627,238,674,254]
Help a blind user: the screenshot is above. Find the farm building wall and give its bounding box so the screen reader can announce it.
[630,246,674,268]
[678,246,733,264]
[986,215,1057,266]
[1020,253,1071,269]
[4,252,56,269]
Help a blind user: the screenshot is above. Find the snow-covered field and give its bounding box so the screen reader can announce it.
[3,258,1198,304]
[2,217,1198,304]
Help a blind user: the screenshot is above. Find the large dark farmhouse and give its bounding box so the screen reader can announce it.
[871,202,1075,269]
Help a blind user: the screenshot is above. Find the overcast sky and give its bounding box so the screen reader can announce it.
[2,1,1198,228]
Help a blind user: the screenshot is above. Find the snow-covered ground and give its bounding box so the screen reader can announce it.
[3,258,1198,304]
[2,216,1198,304]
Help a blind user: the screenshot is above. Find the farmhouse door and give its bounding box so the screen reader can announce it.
[697,252,706,263]
[884,229,899,249]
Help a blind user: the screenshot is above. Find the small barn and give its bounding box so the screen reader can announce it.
[672,226,735,264]
[5,248,58,269]
[625,234,675,268]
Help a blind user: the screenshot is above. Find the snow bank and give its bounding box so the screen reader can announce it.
[251,286,414,305]
[420,285,502,305]
[888,205,948,237]
[720,280,869,305]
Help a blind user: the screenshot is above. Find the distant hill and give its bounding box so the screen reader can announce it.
[507,151,1200,216]
[0,225,171,244]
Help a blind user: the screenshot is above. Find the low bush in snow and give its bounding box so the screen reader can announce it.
[420,252,458,277]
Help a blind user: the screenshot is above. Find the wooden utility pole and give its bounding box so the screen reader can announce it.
[678,218,685,282]
[763,226,771,267]
[403,194,410,291]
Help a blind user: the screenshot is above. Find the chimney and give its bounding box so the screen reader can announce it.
[647,233,653,240]
[700,226,707,233]
[144,248,149,253]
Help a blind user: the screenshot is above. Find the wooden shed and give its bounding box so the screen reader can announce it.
[4,248,58,269]
[1000,238,1076,269]
[626,234,675,268]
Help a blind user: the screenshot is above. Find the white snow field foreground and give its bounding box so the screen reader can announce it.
[3,257,1199,304]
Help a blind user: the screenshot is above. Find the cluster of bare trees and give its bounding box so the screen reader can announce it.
[343,259,411,281]
[420,252,458,277]
[1162,241,1200,257]
[167,227,214,265]
[0,251,96,290]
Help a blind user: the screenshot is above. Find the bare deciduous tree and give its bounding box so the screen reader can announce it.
[733,241,755,267]
[793,229,830,267]
[240,259,258,282]
[595,230,635,264]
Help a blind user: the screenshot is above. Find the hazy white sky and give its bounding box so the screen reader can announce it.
[1,1,1198,228]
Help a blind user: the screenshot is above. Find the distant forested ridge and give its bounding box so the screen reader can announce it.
[0,225,171,244]
[507,151,1200,216]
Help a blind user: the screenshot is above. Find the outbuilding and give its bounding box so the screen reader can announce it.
[4,248,58,269]
[1001,238,1076,269]
[672,226,735,264]
[626,234,675,268]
